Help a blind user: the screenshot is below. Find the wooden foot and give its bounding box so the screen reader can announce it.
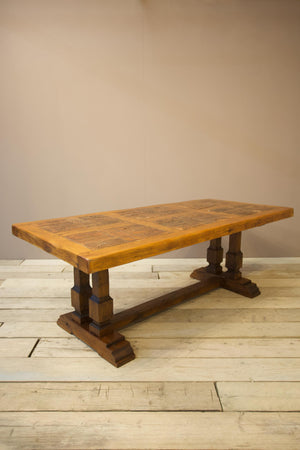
[191,232,260,298]
[57,312,135,367]
[222,275,260,298]
[191,267,217,281]
[224,232,260,297]
[191,270,260,298]
[57,267,135,367]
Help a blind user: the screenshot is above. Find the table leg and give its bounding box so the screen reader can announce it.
[189,237,224,280]
[89,270,113,337]
[222,232,260,297]
[225,232,243,279]
[57,268,135,367]
[191,232,260,298]
[71,268,91,324]
[206,238,223,275]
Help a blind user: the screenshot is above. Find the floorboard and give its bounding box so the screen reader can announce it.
[1,320,299,338]
[1,357,300,382]
[32,337,300,359]
[0,257,299,450]
[0,381,221,411]
[217,381,300,411]
[0,411,299,450]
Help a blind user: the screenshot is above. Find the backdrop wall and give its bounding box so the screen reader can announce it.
[1,0,298,259]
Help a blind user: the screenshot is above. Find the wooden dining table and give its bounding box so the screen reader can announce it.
[12,199,293,367]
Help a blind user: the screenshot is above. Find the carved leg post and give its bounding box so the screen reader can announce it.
[190,237,224,280]
[206,238,223,275]
[89,270,113,337]
[87,270,135,366]
[71,268,91,324]
[57,268,135,367]
[223,232,260,297]
[191,232,260,298]
[225,232,243,279]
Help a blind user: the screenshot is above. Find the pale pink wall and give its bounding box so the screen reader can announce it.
[1,0,298,259]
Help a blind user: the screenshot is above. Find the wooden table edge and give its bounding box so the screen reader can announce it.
[86,207,294,273]
[12,205,294,274]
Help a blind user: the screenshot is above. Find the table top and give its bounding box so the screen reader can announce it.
[12,199,293,273]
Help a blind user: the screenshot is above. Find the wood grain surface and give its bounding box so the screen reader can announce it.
[12,199,293,272]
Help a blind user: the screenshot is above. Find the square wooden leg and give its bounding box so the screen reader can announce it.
[70,268,91,324]
[57,268,135,367]
[191,233,260,298]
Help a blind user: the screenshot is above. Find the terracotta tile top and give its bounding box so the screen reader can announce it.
[12,199,293,273]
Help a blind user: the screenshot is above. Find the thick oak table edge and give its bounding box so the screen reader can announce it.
[86,207,293,273]
[12,202,294,274]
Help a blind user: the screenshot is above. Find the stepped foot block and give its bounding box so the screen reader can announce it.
[223,276,261,298]
[190,268,260,298]
[57,312,135,367]
[190,267,219,282]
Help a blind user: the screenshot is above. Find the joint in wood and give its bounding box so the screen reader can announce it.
[89,295,113,322]
[89,320,112,338]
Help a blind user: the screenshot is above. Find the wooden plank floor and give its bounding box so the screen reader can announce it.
[0,257,299,450]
